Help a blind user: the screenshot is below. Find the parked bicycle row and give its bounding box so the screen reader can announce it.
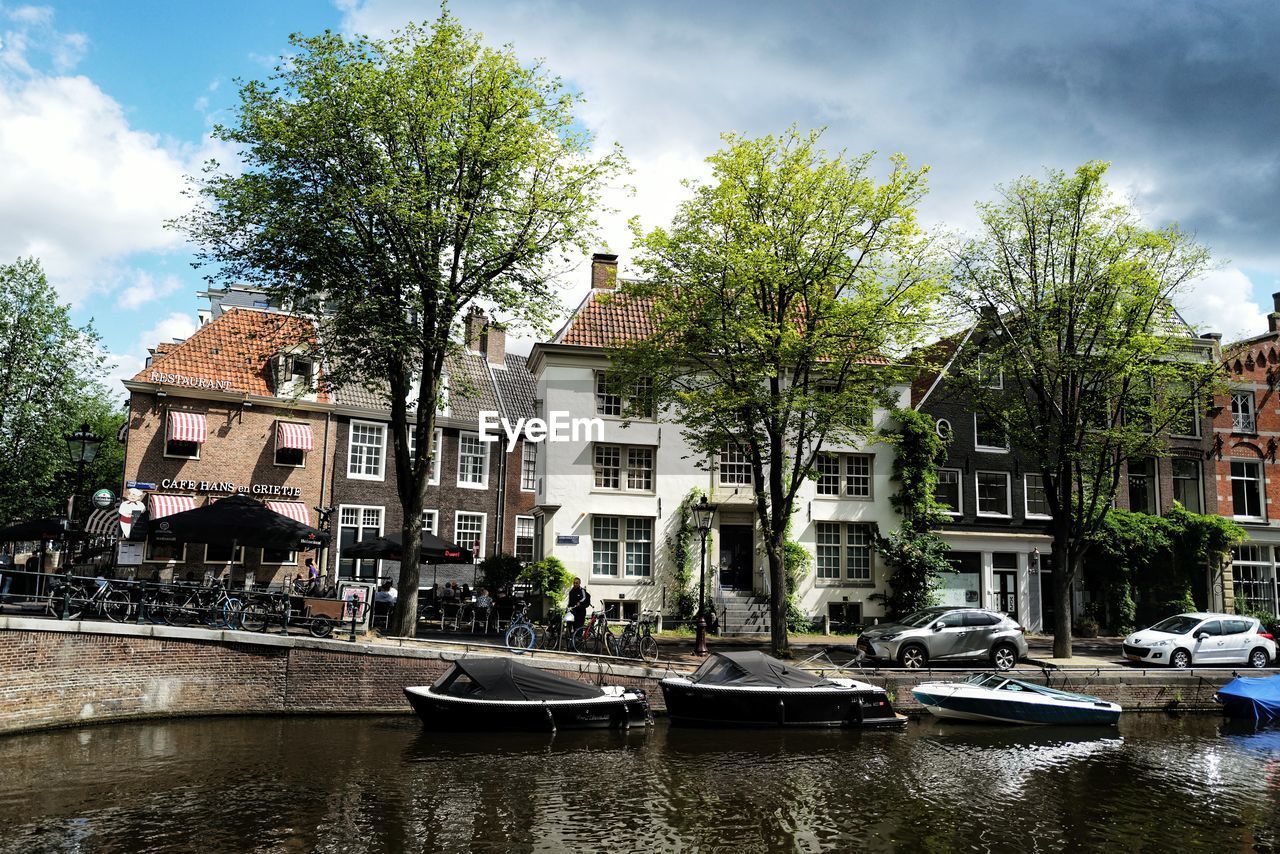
[503,604,660,663]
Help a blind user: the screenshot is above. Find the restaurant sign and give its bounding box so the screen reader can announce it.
[159,478,303,498]
[149,370,234,391]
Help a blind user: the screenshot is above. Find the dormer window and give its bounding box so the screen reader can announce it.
[274,350,318,401]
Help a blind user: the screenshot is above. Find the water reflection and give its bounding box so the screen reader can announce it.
[0,715,1276,853]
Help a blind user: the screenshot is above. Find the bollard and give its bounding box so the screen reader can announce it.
[348,598,359,643]
[822,614,830,636]
[135,582,147,626]
[60,582,71,621]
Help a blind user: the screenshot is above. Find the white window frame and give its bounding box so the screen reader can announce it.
[590,515,655,578]
[1023,473,1051,519]
[718,443,753,486]
[347,420,387,481]
[936,468,963,515]
[163,418,201,461]
[1230,459,1266,522]
[1127,458,1159,515]
[814,521,874,584]
[594,371,622,416]
[406,426,443,485]
[273,421,308,469]
[422,509,438,536]
[520,443,536,492]
[144,540,187,564]
[973,413,1009,453]
[975,470,1012,517]
[456,431,489,489]
[1171,457,1204,514]
[976,354,1003,389]
[454,511,487,558]
[515,515,535,562]
[260,547,297,566]
[1232,391,1256,434]
[338,504,384,580]
[202,543,245,565]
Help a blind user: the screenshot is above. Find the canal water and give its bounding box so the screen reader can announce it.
[0,714,1277,853]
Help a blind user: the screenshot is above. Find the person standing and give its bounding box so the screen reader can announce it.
[566,576,591,629]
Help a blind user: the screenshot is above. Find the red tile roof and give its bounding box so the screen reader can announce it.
[131,308,325,400]
[556,291,657,347]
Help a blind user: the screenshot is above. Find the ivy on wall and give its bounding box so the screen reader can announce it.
[669,488,711,621]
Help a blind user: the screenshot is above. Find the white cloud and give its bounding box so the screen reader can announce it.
[1,5,86,73]
[1177,268,1269,343]
[102,311,200,399]
[114,270,183,310]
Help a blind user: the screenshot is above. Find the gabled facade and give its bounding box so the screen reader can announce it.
[528,254,905,626]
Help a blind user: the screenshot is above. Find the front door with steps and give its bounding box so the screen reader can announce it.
[718,524,754,591]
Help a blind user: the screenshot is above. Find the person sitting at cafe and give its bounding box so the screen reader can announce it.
[375,580,398,607]
[473,587,494,631]
[441,581,458,601]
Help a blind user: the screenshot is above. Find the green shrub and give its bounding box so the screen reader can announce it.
[517,556,572,600]
[479,553,523,593]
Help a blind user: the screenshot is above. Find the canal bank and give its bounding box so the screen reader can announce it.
[0,616,1263,735]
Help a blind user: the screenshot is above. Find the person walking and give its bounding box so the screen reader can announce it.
[566,576,591,629]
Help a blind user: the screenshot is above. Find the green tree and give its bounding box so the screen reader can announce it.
[949,162,1219,657]
[872,408,953,618]
[612,129,941,656]
[175,13,625,636]
[0,258,111,525]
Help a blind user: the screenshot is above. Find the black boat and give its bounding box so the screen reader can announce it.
[404,658,651,732]
[661,651,904,728]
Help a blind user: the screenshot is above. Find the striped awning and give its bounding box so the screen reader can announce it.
[84,505,119,537]
[167,410,207,444]
[149,494,197,519]
[276,421,313,451]
[267,500,311,525]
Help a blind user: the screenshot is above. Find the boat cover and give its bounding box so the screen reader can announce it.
[1217,674,1280,721]
[432,658,605,701]
[688,651,836,688]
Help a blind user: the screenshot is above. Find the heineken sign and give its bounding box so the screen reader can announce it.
[159,478,302,498]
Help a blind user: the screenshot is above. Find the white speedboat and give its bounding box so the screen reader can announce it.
[912,673,1121,726]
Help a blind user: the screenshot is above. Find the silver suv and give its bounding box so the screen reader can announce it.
[857,607,1029,670]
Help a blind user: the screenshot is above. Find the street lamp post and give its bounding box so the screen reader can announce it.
[63,422,103,569]
[690,496,716,656]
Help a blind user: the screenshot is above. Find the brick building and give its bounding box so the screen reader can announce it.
[1215,294,1280,617]
[120,308,336,585]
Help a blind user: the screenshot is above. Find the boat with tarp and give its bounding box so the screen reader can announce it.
[404,658,650,731]
[1215,674,1280,721]
[660,650,904,728]
[911,673,1121,725]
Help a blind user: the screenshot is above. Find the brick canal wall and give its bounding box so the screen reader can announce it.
[0,617,1248,735]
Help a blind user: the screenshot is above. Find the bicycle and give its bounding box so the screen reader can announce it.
[238,590,291,633]
[537,607,569,651]
[568,609,618,656]
[504,601,537,651]
[46,576,132,622]
[617,610,660,663]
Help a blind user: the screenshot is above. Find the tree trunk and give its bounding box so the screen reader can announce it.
[1052,531,1075,659]
[766,538,788,657]
[391,498,424,638]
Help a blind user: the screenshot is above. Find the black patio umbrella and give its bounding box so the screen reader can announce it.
[0,517,66,542]
[137,494,329,551]
[341,531,473,564]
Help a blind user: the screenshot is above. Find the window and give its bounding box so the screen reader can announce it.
[145,540,185,563]
[1127,458,1158,515]
[719,443,753,486]
[976,471,1011,516]
[421,509,438,535]
[592,516,619,576]
[974,413,1008,451]
[347,421,385,480]
[594,444,621,488]
[164,411,204,459]
[454,512,486,557]
[592,515,654,577]
[203,543,244,564]
[1231,460,1265,520]
[457,432,488,488]
[935,469,962,514]
[815,522,873,582]
[815,454,872,498]
[1232,545,1277,615]
[627,447,654,491]
[595,371,622,416]
[338,505,383,580]
[521,443,536,491]
[1232,392,1256,433]
[275,446,304,467]
[1168,383,1200,437]
[515,516,535,562]
[1024,473,1051,518]
[976,355,1003,389]
[261,547,296,565]
[408,428,442,485]
[274,421,310,468]
[1172,458,1203,514]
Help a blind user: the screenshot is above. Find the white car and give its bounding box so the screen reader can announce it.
[1123,612,1276,669]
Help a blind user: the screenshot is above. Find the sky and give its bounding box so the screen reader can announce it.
[3,0,1280,395]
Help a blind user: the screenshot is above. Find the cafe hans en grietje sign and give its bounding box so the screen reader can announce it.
[159,479,302,498]
[149,370,233,391]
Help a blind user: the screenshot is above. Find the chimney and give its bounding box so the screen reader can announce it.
[591,253,619,290]
[480,323,506,367]
[464,306,487,352]
[1270,292,1280,333]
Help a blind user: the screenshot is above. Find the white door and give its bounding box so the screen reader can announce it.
[1193,620,1226,663]
[1221,619,1255,664]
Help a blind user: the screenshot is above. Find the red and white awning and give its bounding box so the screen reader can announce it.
[84,506,119,537]
[167,410,207,444]
[149,494,197,519]
[276,421,313,451]
[267,501,311,525]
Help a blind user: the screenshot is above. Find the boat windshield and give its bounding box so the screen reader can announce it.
[898,608,951,628]
[1148,615,1201,635]
[964,673,1007,689]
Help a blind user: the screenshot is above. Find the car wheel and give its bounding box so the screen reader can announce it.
[991,643,1018,671]
[898,645,928,669]
[1248,647,1270,669]
[1170,648,1192,669]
